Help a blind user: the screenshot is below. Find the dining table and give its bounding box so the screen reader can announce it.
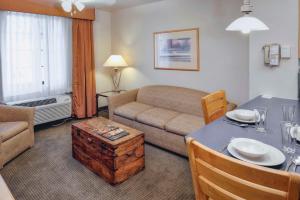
[187,96,300,173]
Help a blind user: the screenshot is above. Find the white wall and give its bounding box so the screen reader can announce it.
[249,0,299,99]
[94,0,299,104]
[110,0,249,104]
[93,10,113,107]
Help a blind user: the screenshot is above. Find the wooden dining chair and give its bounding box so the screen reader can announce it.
[201,90,227,124]
[186,137,300,200]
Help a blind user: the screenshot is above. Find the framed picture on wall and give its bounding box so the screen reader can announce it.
[154,28,200,71]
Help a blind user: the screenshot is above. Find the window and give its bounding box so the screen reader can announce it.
[0,11,72,102]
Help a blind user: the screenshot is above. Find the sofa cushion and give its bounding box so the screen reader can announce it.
[136,108,179,129]
[166,114,204,136]
[0,121,28,142]
[114,102,154,120]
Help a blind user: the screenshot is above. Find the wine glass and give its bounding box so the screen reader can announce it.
[282,105,296,125]
[254,107,267,133]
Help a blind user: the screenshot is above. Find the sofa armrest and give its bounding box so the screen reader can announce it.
[227,102,237,111]
[108,89,139,119]
[0,105,34,122]
[0,105,35,133]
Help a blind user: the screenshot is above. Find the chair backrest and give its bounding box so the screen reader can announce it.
[201,90,227,124]
[186,138,300,200]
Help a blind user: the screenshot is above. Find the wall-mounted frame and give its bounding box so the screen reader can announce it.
[154,28,200,71]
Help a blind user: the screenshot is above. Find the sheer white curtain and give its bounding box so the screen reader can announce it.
[0,11,72,102]
[43,15,72,96]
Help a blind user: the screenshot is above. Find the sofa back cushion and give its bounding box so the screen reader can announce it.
[136,85,208,116]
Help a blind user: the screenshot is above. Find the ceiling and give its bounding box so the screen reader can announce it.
[61,0,164,11]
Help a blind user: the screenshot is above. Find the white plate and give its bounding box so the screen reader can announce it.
[226,110,259,124]
[231,138,269,159]
[234,109,257,121]
[227,139,286,166]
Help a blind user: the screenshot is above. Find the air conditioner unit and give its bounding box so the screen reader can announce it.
[7,95,72,125]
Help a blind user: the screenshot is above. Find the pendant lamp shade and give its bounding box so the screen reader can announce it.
[226,0,269,34]
[226,14,269,34]
[61,1,72,13]
[61,0,86,13]
[74,1,85,12]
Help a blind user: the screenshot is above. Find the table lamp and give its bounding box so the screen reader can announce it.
[103,55,128,92]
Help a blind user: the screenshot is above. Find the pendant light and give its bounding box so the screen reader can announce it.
[226,0,269,34]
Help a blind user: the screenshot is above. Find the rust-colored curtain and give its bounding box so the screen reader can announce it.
[72,19,96,118]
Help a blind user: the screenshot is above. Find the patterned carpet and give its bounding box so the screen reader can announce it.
[0,121,194,200]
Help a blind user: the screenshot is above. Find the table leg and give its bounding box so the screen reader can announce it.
[96,95,99,117]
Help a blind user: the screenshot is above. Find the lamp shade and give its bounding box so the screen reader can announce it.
[226,14,269,34]
[61,1,72,13]
[103,55,128,68]
[74,1,85,12]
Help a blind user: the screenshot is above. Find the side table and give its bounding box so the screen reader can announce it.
[96,90,126,117]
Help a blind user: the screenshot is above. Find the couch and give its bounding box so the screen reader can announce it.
[0,105,35,168]
[108,85,236,156]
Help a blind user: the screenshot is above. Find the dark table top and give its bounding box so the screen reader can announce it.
[187,96,300,172]
[97,90,126,98]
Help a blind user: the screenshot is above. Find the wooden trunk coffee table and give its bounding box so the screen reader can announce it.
[72,117,145,185]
